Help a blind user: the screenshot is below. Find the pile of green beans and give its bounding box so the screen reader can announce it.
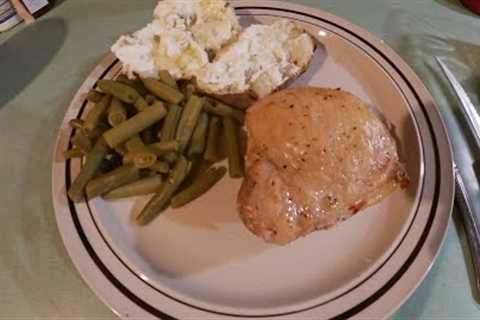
[65,72,245,225]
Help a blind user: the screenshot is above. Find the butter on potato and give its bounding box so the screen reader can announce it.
[154,0,240,52]
[196,20,315,99]
[112,0,240,79]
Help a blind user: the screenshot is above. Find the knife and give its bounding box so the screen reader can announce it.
[436,57,480,297]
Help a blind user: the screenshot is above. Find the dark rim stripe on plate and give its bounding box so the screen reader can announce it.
[64,6,442,319]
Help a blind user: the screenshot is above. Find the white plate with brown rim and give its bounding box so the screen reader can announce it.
[51,1,454,319]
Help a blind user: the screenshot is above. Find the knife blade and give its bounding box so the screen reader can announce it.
[436,57,480,149]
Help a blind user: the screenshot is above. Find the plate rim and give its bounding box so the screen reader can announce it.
[52,1,454,319]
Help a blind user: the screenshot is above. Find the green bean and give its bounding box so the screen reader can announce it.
[158,70,178,88]
[116,75,148,96]
[188,112,209,156]
[69,119,85,131]
[218,129,228,161]
[84,94,112,133]
[114,143,127,156]
[86,89,104,103]
[85,164,140,199]
[142,78,184,104]
[162,152,178,164]
[115,74,129,82]
[108,97,127,127]
[125,135,145,152]
[134,97,149,112]
[171,166,226,208]
[64,148,85,159]
[177,157,211,192]
[103,175,163,199]
[141,125,157,144]
[142,170,160,178]
[131,77,149,96]
[189,158,213,179]
[183,83,196,99]
[145,94,157,105]
[86,122,110,140]
[133,150,158,169]
[150,161,169,174]
[98,153,123,173]
[223,117,243,178]
[122,152,135,164]
[159,104,182,141]
[136,97,164,113]
[71,130,92,153]
[123,135,157,168]
[148,141,179,156]
[185,157,194,174]
[98,78,148,112]
[103,104,167,148]
[68,138,110,202]
[97,79,140,105]
[153,100,166,109]
[175,95,204,152]
[203,116,221,161]
[203,100,245,123]
[136,156,189,225]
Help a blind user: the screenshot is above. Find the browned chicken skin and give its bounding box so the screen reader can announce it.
[237,87,409,245]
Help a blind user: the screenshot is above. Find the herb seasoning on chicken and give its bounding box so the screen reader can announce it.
[238,87,409,245]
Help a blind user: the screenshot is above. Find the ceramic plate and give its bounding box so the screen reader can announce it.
[52,1,454,319]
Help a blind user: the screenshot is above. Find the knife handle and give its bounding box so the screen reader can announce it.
[455,169,480,296]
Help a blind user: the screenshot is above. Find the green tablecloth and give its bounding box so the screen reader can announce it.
[1,0,479,318]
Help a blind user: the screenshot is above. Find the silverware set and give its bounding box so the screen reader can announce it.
[436,57,480,297]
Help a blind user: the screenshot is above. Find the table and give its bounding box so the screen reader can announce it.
[1,0,479,318]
